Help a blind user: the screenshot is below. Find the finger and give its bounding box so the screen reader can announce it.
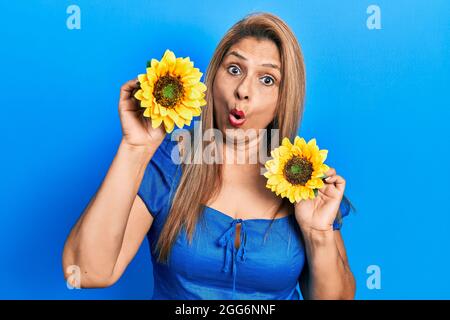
[323,174,346,191]
[323,170,340,183]
[334,175,346,192]
[324,175,338,184]
[119,78,139,101]
[324,167,336,178]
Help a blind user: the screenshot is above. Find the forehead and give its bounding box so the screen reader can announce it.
[225,37,280,65]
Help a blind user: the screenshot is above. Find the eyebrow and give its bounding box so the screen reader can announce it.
[226,51,280,70]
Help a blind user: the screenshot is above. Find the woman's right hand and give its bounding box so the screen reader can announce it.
[118,79,166,149]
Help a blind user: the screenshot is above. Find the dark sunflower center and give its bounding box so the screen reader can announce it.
[153,74,184,107]
[283,156,313,185]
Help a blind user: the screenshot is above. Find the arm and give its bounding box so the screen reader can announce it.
[62,79,167,288]
[62,141,158,288]
[295,166,356,299]
[299,229,356,300]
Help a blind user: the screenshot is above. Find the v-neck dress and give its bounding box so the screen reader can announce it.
[137,133,351,300]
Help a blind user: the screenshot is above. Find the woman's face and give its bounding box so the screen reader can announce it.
[213,37,281,137]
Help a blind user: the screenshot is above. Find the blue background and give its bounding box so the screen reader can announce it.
[0,0,449,299]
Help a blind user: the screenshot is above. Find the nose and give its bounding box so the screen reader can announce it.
[235,76,250,101]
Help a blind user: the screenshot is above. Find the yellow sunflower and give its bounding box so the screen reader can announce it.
[134,49,207,133]
[264,137,330,203]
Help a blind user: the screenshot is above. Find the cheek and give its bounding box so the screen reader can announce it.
[212,72,228,102]
[247,88,279,127]
[254,87,279,114]
[213,72,236,111]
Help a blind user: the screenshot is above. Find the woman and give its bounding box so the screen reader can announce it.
[62,12,356,300]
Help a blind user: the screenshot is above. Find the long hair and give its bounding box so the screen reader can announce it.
[154,12,353,264]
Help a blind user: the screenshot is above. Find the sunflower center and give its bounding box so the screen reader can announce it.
[153,74,184,107]
[283,156,313,185]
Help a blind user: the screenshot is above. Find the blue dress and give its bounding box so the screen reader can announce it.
[137,133,351,300]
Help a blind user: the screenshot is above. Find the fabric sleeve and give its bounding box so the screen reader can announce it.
[332,196,352,231]
[137,134,181,219]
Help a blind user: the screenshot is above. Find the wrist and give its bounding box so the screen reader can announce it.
[118,139,157,163]
[120,139,158,155]
[300,225,335,247]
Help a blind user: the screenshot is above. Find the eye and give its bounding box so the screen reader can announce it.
[260,75,275,86]
[227,65,241,75]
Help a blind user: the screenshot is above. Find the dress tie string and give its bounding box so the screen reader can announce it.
[216,218,248,300]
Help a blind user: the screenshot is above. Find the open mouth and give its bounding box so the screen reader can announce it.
[229,108,246,127]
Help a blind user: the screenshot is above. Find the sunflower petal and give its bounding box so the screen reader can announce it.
[282,137,292,148]
[152,102,160,115]
[146,68,157,81]
[151,117,163,128]
[141,81,151,92]
[187,88,202,99]
[195,82,207,93]
[307,138,317,148]
[134,89,144,100]
[294,137,306,147]
[190,107,202,117]
[295,187,302,202]
[319,150,328,162]
[182,99,200,108]
[150,58,159,70]
[161,49,176,73]
[157,61,168,77]
[163,116,175,133]
[168,108,185,128]
[137,74,148,84]
[141,99,152,109]
[301,187,310,199]
[175,105,193,120]
[267,174,283,185]
[277,180,290,193]
[159,105,168,116]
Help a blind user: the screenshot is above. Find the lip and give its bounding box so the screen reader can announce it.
[228,108,246,127]
[230,108,246,119]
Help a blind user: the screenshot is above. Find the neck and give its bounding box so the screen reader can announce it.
[221,132,265,168]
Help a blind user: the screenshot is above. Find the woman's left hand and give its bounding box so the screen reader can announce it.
[294,167,346,232]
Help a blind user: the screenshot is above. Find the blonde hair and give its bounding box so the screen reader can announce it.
[155,12,310,263]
